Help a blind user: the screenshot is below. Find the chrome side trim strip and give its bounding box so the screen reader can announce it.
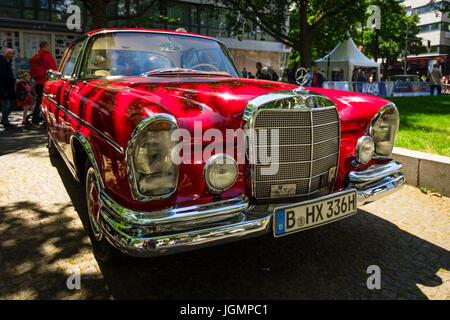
[43,93,124,154]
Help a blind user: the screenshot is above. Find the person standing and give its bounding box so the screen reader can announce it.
[255,62,263,79]
[311,66,324,88]
[271,67,279,81]
[428,64,442,95]
[441,75,447,94]
[242,68,248,78]
[287,61,299,84]
[0,48,16,127]
[280,68,289,83]
[16,73,34,126]
[30,41,56,127]
[259,66,272,80]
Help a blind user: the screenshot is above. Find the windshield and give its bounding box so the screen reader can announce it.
[80,32,240,79]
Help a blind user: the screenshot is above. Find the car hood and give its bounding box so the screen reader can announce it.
[89,77,391,146]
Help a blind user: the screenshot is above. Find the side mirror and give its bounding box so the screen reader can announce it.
[47,69,61,81]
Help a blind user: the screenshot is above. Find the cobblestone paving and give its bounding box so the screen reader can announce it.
[0,112,449,299]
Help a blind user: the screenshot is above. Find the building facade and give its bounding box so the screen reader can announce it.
[0,0,290,77]
[402,0,449,75]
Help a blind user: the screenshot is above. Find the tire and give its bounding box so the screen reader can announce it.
[84,161,123,264]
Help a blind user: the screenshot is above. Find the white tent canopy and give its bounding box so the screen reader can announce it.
[315,37,380,84]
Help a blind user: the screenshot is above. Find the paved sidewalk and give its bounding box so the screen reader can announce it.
[0,112,449,299]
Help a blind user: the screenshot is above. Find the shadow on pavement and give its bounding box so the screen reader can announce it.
[2,150,447,299]
[0,197,108,299]
[49,154,449,300]
[0,125,46,156]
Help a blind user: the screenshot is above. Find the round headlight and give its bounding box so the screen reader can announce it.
[368,103,399,157]
[126,114,179,201]
[203,154,238,194]
[356,136,375,164]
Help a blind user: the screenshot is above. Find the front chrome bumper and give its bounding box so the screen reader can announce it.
[98,161,405,257]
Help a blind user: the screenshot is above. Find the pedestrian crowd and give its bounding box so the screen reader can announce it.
[240,61,449,95]
[0,41,56,129]
[241,61,327,87]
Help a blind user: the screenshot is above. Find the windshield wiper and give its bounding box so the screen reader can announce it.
[140,68,231,77]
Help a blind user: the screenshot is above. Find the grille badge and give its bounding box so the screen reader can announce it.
[270,184,297,198]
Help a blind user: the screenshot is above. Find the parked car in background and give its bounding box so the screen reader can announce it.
[388,75,430,96]
[387,75,421,82]
[43,29,405,262]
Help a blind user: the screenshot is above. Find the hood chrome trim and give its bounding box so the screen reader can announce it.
[242,89,336,121]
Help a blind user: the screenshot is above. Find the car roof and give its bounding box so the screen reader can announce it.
[85,28,216,41]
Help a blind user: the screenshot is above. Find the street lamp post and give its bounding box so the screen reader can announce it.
[404,23,409,75]
[404,10,412,76]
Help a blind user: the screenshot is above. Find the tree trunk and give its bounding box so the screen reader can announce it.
[299,31,312,68]
[88,0,109,29]
[384,56,393,79]
[298,2,312,68]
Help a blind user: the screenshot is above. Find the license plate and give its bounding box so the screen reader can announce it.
[273,190,357,237]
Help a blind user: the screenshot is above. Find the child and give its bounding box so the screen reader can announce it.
[16,73,34,125]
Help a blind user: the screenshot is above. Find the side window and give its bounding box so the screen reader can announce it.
[61,41,83,77]
[80,35,113,79]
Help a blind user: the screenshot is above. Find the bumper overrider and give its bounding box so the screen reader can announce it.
[98,161,404,257]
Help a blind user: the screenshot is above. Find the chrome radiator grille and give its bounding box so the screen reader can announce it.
[249,107,340,201]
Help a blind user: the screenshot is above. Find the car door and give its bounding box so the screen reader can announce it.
[45,40,84,156]
[58,40,85,157]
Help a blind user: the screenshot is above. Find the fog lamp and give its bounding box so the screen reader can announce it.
[203,154,238,194]
[356,136,375,164]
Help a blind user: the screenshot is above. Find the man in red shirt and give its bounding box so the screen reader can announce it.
[31,41,56,126]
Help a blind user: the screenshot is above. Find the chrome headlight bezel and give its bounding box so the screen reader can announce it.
[355,136,375,164]
[203,154,239,194]
[366,103,399,158]
[125,113,179,201]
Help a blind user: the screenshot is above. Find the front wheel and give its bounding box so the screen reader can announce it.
[85,162,123,264]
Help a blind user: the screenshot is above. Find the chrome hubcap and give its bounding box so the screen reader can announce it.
[86,168,103,241]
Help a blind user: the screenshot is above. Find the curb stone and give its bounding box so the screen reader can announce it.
[392,147,450,197]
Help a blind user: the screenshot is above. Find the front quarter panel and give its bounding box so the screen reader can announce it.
[307,87,394,189]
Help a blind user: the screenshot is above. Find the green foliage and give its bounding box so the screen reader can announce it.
[361,0,425,69]
[390,96,450,157]
[214,0,425,69]
[215,0,365,67]
[288,0,366,63]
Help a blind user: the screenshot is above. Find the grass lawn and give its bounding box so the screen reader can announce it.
[389,96,450,157]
